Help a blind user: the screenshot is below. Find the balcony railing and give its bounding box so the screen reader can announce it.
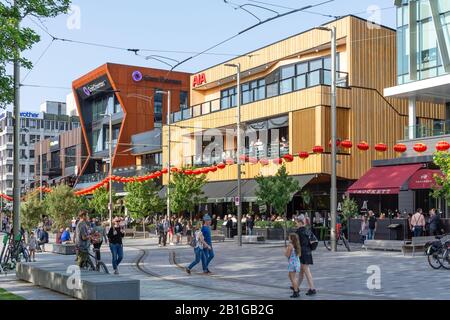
[77,164,163,184]
[171,69,349,123]
[404,121,450,140]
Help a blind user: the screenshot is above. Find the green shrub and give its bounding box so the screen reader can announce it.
[255,220,272,228]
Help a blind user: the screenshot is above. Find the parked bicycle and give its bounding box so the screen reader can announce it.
[323,227,351,252]
[1,231,30,272]
[426,235,450,270]
[79,246,109,274]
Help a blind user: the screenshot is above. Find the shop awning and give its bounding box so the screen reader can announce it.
[408,169,443,190]
[347,164,423,195]
[158,175,315,203]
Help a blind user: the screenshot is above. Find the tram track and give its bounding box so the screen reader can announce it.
[132,246,283,300]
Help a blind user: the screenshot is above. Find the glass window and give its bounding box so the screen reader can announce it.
[281,65,295,80]
[309,59,323,71]
[296,62,308,74]
[154,89,163,125]
[279,79,293,94]
[308,70,321,86]
[29,165,35,174]
[65,146,76,168]
[180,91,188,110]
[266,82,279,98]
[294,74,306,90]
[29,150,35,159]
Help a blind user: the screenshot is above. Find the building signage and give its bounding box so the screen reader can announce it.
[193,73,207,87]
[78,75,112,100]
[351,189,396,195]
[409,169,443,190]
[20,112,41,119]
[131,70,182,85]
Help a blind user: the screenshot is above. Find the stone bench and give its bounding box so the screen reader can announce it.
[212,235,225,242]
[123,228,135,237]
[50,243,77,255]
[402,236,438,256]
[364,240,404,252]
[16,263,140,300]
[240,235,265,244]
[133,231,150,238]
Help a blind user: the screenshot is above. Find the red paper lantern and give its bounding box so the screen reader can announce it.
[217,163,226,169]
[357,141,370,151]
[161,168,168,174]
[210,166,218,172]
[312,146,324,154]
[283,154,294,162]
[260,158,269,166]
[273,158,283,165]
[201,168,209,174]
[299,152,309,159]
[184,170,193,175]
[436,141,450,152]
[414,143,427,153]
[239,155,249,162]
[375,143,388,152]
[249,157,258,164]
[171,167,179,173]
[393,144,407,153]
[340,140,353,149]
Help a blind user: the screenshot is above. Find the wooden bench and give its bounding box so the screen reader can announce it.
[132,231,150,239]
[402,236,437,256]
[50,243,76,255]
[211,235,225,242]
[364,240,404,252]
[16,262,140,300]
[240,235,265,244]
[123,228,135,237]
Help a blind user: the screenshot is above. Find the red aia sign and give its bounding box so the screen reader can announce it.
[193,73,207,87]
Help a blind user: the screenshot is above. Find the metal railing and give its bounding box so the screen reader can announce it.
[77,164,162,184]
[171,69,349,123]
[404,121,450,140]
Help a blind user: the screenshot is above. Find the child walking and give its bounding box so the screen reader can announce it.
[285,233,301,298]
[28,232,38,262]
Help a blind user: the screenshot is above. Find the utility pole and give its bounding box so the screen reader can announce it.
[166,90,171,222]
[225,63,242,247]
[12,0,21,239]
[317,25,337,252]
[108,113,112,227]
[39,141,43,201]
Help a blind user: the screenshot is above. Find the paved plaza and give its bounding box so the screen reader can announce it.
[1,235,449,300]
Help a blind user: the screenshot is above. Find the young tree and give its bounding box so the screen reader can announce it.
[21,193,46,232]
[89,187,117,220]
[255,174,275,216]
[124,180,164,231]
[341,196,359,226]
[256,165,300,245]
[0,0,71,109]
[432,152,450,201]
[44,185,79,230]
[169,170,207,222]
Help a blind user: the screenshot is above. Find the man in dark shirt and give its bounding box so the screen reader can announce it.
[367,210,377,240]
[201,214,214,274]
[211,214,218,231]
[108,217,125,275]
[429,209,444,236]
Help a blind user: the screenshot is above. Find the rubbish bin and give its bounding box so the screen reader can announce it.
[387,224,402,240]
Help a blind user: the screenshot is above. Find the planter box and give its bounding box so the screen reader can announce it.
[254,228,296,240]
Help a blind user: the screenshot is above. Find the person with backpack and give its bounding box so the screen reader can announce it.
[158,217,168,247]
[185,222,210,274]
[175,218,184,245]
[295,214,317,296]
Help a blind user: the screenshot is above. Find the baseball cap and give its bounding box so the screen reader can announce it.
[203,214,212,222]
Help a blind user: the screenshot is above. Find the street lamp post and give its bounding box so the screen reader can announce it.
[156,90,172,221]
[39,141,43,201]
[225,63,242,247]
[317,25,337,252]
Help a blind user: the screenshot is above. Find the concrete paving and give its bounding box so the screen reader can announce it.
[1,235,449,300]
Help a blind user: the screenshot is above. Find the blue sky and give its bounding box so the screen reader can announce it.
[18,0,397,112]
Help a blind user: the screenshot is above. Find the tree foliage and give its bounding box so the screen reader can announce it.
[432,151,450,200]
[21,193,46,231]
[89,186,116,219]
[0,0,71,109]
[44,185,79,230]
[124,180,164,220]
[341,196,359,225]
[169,170,207,218]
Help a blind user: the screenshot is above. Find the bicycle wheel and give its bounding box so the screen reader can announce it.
[428,252,443,269]
[96,261,109,274]
[324,239,331,251]
[80,258,96,271]
[342,236,351,252]
[440,249,450,270]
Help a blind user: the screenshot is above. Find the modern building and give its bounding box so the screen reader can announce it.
[72,63,190,189]
[0,102,80,196]
[34,127,83,188]
[161,15,443,217]
[357,0,450,216]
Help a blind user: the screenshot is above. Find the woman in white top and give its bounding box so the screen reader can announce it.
[185,222,210,275]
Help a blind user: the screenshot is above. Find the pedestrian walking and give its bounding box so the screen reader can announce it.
[28,232,38,262]
[175,218,183,245]
[286,233,301,298]
[185,222,210,274]
[108,217,124,275]
[92,220,108,261]
[211,214,218,231]
[75,210,90,267]
[186,221,193,245]
[158,217,168,247]
[295,214,316,296]
[168,218,175,246]
[246,214,254,236]
[225,215,233,238]
[411,208,426,237]
[359,215,369,246]
[201,214,214,274]
[367,210,377,240]
[71,217,77,233]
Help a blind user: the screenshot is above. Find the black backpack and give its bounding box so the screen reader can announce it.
[306,228,319,251]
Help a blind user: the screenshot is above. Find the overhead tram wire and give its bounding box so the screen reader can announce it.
[21,38,55,83]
